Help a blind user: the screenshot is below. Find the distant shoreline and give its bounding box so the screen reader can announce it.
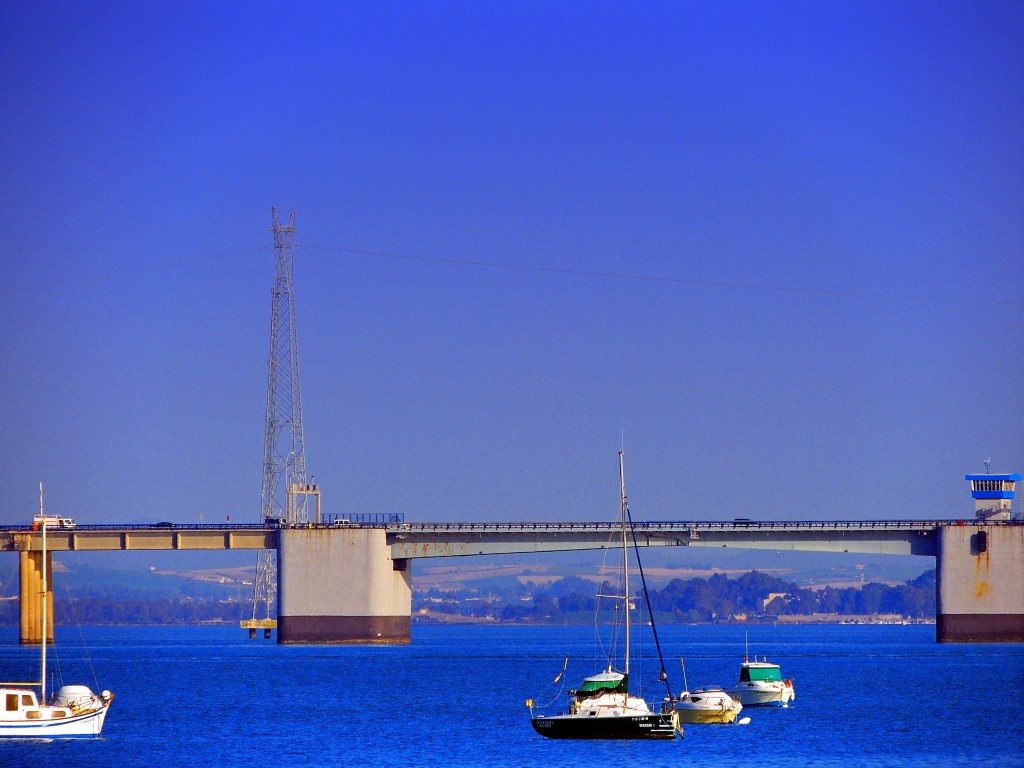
[0,615,936,628]
[410,612,935,627]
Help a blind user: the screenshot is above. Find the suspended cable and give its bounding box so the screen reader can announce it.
[298,242,1021,307]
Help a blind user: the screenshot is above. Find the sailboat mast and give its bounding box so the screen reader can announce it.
[618,451,629,677]
[39,482,47,703]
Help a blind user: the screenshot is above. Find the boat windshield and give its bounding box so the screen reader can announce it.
[739,666,782,682]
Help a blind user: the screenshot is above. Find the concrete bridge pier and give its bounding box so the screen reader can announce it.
[19,550,54,646]
[936,524,1024,642]
[277,527,411,644]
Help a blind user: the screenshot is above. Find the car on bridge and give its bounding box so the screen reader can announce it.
[33,514,76,529]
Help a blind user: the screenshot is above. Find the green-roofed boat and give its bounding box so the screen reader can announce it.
[725,636,795,708]
[529,452,680,740]
[725,657,795,708]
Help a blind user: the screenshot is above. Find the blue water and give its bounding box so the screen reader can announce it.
[1,623,1022,768]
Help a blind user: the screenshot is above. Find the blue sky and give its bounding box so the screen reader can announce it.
[1,1,1021,532]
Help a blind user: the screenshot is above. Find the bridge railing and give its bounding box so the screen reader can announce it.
[1,517,1018,534]
[382,519,1020,531]
[0,522,277,532]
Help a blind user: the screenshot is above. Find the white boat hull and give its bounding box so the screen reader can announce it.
[726,681,795,708]
[675,690,743,724]
[676,705,741,724]
[0,702,110,738]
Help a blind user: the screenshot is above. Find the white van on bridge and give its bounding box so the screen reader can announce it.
[33,514,76,529]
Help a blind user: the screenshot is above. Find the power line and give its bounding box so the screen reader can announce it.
[297,243,1023,307]
[4,239,1020,307]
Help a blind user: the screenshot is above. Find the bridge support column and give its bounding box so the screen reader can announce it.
[277,528,411,644]
[936,524,1024,642]
[19,550,54,646]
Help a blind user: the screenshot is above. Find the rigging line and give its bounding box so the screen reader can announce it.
[54,561,101,692]
[594,531,618,671]
[626,503,674,702]
[534,656,570,710]
[296,243,1023,307]
[1,244,272,296]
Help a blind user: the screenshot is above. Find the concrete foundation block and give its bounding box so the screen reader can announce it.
[936,525,1024,642]
[277,527,411,644]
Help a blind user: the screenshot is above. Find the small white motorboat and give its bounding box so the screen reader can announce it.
[673,658,742,724]
[675,687,743,724]
[725,650,794,708]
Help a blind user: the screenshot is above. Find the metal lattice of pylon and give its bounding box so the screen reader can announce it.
[250,207,310,624]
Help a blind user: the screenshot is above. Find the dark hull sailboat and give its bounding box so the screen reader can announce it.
[531,668,677,739]
[531,711,678,740]
[529,452,680,741]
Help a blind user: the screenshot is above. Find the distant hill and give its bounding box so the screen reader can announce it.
[0,556,936,626]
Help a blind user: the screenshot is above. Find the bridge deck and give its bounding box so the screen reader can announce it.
[386,519,960,557]
[1,519,1008,557]
[0,524,275,552]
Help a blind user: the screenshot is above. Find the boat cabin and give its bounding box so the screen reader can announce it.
[738,663,783,683]
[3,689,39,714]
[0,688,73,722]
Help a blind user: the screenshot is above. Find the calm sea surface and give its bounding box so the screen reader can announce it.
[1,623,1022,768]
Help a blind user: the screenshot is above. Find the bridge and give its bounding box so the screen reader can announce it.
[3,515,1022,645]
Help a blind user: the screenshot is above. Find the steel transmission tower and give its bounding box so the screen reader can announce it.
[249,207,311,628]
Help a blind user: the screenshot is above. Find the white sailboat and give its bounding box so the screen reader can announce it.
[0,484,113,737]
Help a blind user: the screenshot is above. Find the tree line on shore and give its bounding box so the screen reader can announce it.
[416,569,937,623]
[0,568,936,625]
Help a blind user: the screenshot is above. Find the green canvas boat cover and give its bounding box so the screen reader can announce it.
[575,672,628,695]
